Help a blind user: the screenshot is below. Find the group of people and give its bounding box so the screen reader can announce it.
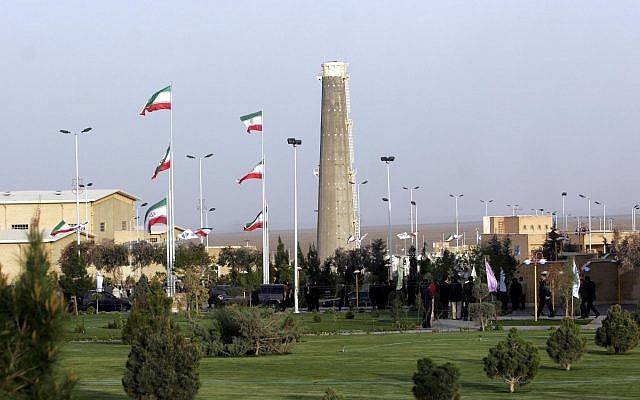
[418,276,479,328]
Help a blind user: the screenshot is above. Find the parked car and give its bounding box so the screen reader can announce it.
[208,285,248,307]
[257,284,286,307]
[79,290,131,312]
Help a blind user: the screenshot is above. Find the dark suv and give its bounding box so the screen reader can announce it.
[79,290,131,312]
[257,284,286,307]
[208,285,249,308]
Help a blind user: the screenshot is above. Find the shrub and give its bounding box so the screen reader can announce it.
[412,357,461,400]
[321,387,345,400]
[344,311,355,320]
[469,302,496,332]
[546,318,587,370]
[312,313,322,323]
[595,304,640,354]
[106,316,125,330]
[192,305,301,357]
[74,321,86,334]
[484,328,540,392]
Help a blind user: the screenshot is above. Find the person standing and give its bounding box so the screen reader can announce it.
[509,277,522,311]
[537,273,555,318]
[583,276,600,317]
[420,279,433,328]
[519,276,527,310]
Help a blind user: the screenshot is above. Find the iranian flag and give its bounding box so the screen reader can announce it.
[243,211,263,232]
[51,220,76,236]
[145,198,168,233]
[140,85,171,116]
[237,160,263,184]
[152,146,171,180]
[194,228,212,237]
[240,110,263,133]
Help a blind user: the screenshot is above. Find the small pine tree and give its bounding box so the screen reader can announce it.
[595,304,640,354]
[412,357,461,400]
[58,242,93,304]
[546,318,587,370]
[122,278,201,399]
[484,328,540,392]
[0,219,76,399]
[320,387,345,400]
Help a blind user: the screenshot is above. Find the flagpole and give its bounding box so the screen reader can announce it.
[169,82,176,297]
[261,108,269,284]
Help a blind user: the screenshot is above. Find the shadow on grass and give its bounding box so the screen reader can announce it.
[73,388,125,400]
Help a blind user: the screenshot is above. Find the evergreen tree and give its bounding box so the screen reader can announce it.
[368,238,389,284]
[483,328,540,392]
[412,357,461,400]
[274,236,292,283]
[542,226,561,261]
[482,236,517,282]
[595,304,640,354]
[0,219,76,399]
[58,242,93,302]
[306,244,321,284]
[546,318,587,370]
[419,244,432,277]
[122,278,201,399]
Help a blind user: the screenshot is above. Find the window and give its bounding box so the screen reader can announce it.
[523,225,527,230]
[538,225,542,230]
[545,225,549,230]
[11,224,28,230]
[100,222,105,232]
[121,221,127,230]
[150,237,158,243]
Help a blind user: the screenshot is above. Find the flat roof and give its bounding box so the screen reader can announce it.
[0,189,138,205]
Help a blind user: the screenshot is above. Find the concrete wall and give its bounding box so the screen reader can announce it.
[317,61,355,261]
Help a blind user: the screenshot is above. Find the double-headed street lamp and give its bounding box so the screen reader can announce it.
[561,192,568,231]
[449,194,463,248]
[507,204,519,216]
[186,153,214,243]
[206,207,215,247]
[79,182,93,237]
[59,127,92,246]
[524,252,547,322]
[402,185,420,247]
[480,199,493,217]
[136,201,148,242]
[633,205,640,232]
[380,156,395,258]
[578,194,592,252]
[287,138,302,314]
[594,201,606,232]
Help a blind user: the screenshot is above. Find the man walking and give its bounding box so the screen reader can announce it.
[583,276,600,317]
[537,272,555,318]
[509,277,522,311]
[518,276,527,310]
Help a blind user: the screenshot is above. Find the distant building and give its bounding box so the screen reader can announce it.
[481,214,553,260]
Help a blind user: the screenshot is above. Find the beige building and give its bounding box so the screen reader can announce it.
[0,189,138,243]
[481,215,553,260]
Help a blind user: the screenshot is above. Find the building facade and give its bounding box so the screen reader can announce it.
[481,215,553,260]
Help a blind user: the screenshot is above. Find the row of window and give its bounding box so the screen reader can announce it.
[522,225,549,231]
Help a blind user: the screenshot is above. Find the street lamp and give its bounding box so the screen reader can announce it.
[561,192,567,231]
[403,185,420,247]
[59,127,92,246]
[507,204,520,216]
[594,201,606,232]
[354,269,361,308]
[578,194,592,252]
[349,179,368,248]
[633,205,640,232]
[136,202,148,242]
[524,252,547,322]
[480,199,493,217]
[205,208,215,247]
[79,182,93,237]
[449,194,463,249]
[287,137,302,313]
[380,156,395,259]
[186,153,214,243]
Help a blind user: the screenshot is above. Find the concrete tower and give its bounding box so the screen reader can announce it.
[317,61,357,261]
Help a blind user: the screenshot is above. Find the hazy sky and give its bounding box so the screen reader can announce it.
[2,1,640,232]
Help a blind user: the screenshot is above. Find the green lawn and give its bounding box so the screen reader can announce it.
[61,329,640,399]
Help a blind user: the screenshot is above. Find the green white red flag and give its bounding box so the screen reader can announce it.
[152,146,171,180]
[140,85,171,116]
[243,211,263,232]
[240,110,263,133]
[237,160,263,184]
[51,220,76,236]
[194,228,212,237]
[145,198,168,233]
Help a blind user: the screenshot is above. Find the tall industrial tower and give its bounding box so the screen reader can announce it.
[317,61,358,261]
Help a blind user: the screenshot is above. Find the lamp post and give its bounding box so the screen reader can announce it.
[79,182,93,237]
[136,202,148,242]
[412,200,419,249]
[205,208,215,247]
[380,156,395,259]
[480,199,493,217]
[524,252,547,322]
[349,179,368,248]
[59,127,92,246]
[594,201,606,233]
[633,205,639,232]
[403,186,420,247]
[449,194,463,248]
[354,269,361,308]
[578,194,592,252]
[507,204,520,216]
[561,192,567,231]
[186,153,214,243]
[287,137,302,314]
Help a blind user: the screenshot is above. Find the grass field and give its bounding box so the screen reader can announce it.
[60,314,640,399]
